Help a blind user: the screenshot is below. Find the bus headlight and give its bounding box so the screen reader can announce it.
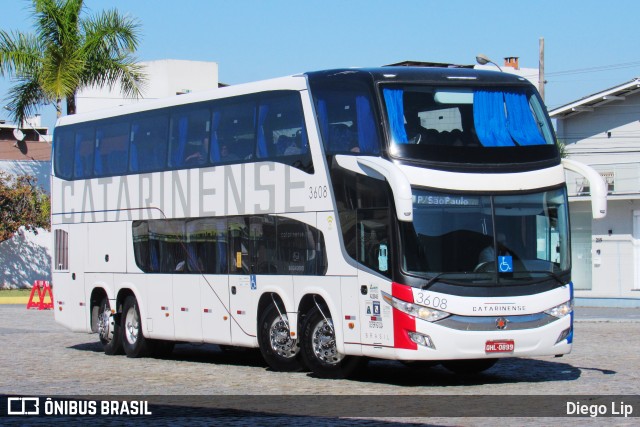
[544,300,574,318]
[381,291,450,322]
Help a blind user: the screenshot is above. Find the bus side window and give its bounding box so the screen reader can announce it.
[228,217,250,274]
[257,92,309,159]
[73,128,95,179]
[185,218,228,274]
[132,221,150,272]
[169,108,210,168]
[148,220,187,273]
[332,166,391,276]
[275,217,326,275]
[94,122,129,176]
[357,208,391,277]
[314,86,380,156]
[215,101,256,164]
[130,115,169,173]
[249,216,277,274]
[54,129,74,180]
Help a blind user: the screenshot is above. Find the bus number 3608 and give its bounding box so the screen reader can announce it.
[415,293,448,310]
[309,186,328,199]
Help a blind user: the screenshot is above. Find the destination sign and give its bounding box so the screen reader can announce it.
[413,195,480,207]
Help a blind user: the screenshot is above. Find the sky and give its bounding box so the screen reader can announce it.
[1,0,639,131]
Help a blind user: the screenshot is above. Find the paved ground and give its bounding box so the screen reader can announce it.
[0,304,638,426]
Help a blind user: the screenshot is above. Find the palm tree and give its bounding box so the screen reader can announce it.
[0,0,146,126]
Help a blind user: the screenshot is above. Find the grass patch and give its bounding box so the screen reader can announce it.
[0,289,32,297]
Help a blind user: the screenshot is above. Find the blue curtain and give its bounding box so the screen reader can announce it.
[74,132,93,178]
[299,125,309,153]
[298,107,309,153]
[383,89,408,144]
[504,91,546,146]
[73,133,83,177]
[257,104,269,158]
[210,111,221,162]
[473,90,514,147]
[316,99,329,152]
[94,130,104,174]
[130,124,140,171]
[356,95,379,154]
[150,242,159,272]
[172,116,189,166]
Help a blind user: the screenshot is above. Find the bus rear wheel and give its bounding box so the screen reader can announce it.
[442,358,498,374]
[300,305,362,379]
[122,295,149,358]
[258,303,303,372]
[97,296,123,355]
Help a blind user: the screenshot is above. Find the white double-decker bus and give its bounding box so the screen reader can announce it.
[52,66,606,378]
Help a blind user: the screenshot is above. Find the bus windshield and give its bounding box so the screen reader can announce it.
[401,187,570,285]
[381,84,558,166]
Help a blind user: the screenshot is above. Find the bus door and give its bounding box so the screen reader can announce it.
[227,216,258,346]
[355,211,396,355]
[52,224,88,332]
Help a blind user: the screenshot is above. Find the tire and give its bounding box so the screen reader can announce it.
[121,295,150,358]
[300,305,362,379]
[442,358,498,374]
[258,303,304,372]
[97,296,123,355]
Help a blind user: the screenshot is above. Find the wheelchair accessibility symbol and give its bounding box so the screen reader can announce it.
[498,256,513,273]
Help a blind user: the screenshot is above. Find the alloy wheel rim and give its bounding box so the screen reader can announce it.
[269,315,299,358]
[125,306,139,344]
[311,318,343,365]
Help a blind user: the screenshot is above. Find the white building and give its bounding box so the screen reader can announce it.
[474,56,540,89]
[550,78,640,306]
[76,59,219,113]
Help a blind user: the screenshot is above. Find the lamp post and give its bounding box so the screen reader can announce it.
[475,54,503,72]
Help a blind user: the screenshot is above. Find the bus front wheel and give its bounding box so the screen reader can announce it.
[121,295,149,358]
[258,303,304,372]
[300,305,362,379]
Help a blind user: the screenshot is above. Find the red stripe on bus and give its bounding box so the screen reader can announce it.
[392,282,417,350]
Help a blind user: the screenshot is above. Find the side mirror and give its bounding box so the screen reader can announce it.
[334,155,413,222]
[562,158,607,219]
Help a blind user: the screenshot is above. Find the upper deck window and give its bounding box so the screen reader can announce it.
[381,84,558,169]
[53,90,313,180]
[311,82,381,156]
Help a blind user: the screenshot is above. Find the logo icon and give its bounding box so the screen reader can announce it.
[7,397,40,415]
[498,256,513,273]
[496,317,509,330]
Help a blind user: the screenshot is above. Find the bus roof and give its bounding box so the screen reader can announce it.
[305,66,532,86]
[55,74,309,127]
[56,66,533,128]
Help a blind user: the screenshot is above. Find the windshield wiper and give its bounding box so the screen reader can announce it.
[422,272,450,290]
[525,270,567,287]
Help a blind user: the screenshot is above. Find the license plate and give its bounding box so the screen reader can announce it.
[485,340,515,353]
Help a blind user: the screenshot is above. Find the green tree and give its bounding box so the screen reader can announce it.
[0,0,145,125]
[557,139,568,158]
[0,172,50,242]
